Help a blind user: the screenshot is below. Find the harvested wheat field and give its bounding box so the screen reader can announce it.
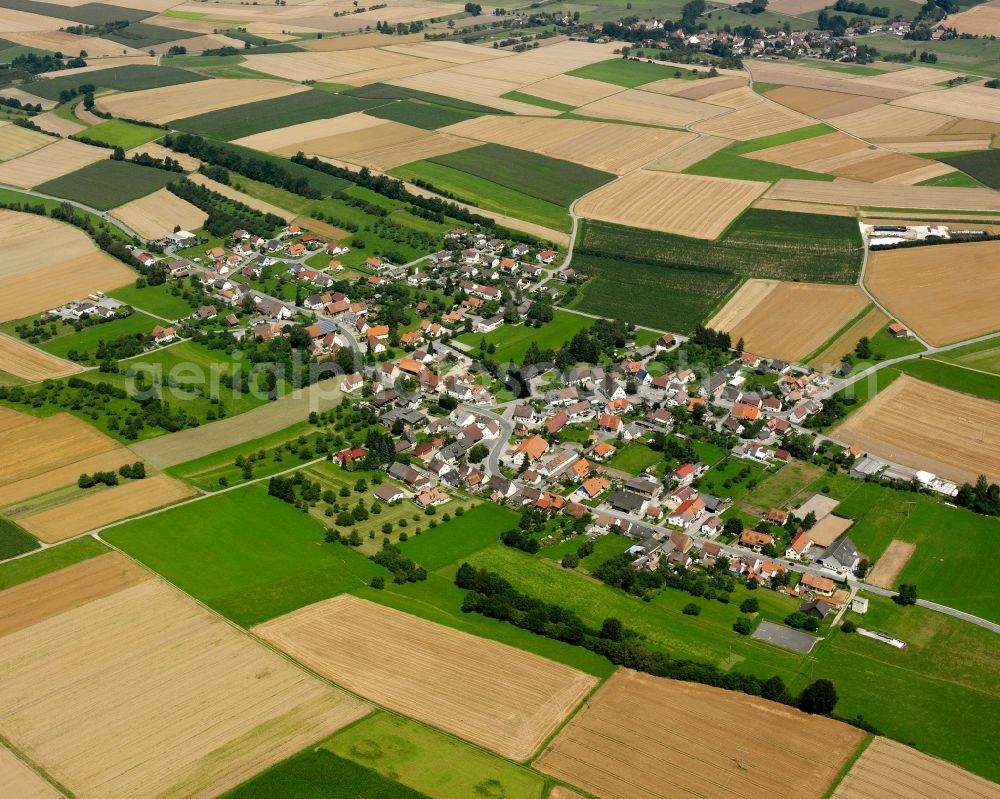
[693,101,812,140]
[301,31,425,51]
[337,58,450,88]
[233,112,381,151]
[0,87,54,110]
[646,134,731,172]
[746,131,866,168]
[948,0,1000,35]
[575,88,726,129]
[878,138,992,153]
[0,743,60,799]
[0,7,73,32]
[0,563,369,799]
[242,48,418,82]
[0,448,132,508]
[853,66,966,92]
[809,305,889,368]
[576,171,767,238]
[188,173,293,219]
[865,240,1000,345]
[710,280,868,361]
[381,40,511,63]
[127,141,200,170]
[0,138,107,188]
[31,110,85,136]
[754,197,856,216]
[443,115,694,174]
[746,61,907,99]
[519,74,623,106]
[40,55,155,79]
[537,669,865,799]
[828,151,941,183]
[0,335,81,381]
[834,375,1000,484]
[768,0,833,11]
[255,594,596,761]
[829,104,955,139]
[389,71,552,116]
[866,540,917,589]
[0,122,54,161]
[671,76,745,100]
[450,41,619,85]
[97,79,306,125]
[764,86,883,118]
[7,30,143,58]
[832,736,1000,799]
[110,188,207,240]
[766,179,1000,212]
[699,86,762,109]
[893,84,1000,124]
[19,474,196,542]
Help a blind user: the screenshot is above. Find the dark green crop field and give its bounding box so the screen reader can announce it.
[103,22,199,48]
[343,83,506,114]
[36,159,176,210]
[364,99,482,130]
[0,0,150,24]
[172,90,382,140]
[940,149,1000,190]
[428,143,614,208]
[27,64,206,101]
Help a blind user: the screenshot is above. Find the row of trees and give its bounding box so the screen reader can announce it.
[166,178,285,238]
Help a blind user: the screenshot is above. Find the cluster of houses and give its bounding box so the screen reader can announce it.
[46,294,127,322]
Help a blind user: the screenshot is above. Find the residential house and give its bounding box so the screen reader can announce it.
[785,531,813,560]
[817,536,860,574]
[801,573,836,597]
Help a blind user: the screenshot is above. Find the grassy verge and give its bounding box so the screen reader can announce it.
[0,537,108,590]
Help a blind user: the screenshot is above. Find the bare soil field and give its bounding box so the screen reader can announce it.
[709,279,868,361]
[806,515,854,547]
[574,88,726,128]
[765,178,1000,211]
[536,670,865,799]
[829,104,956,139]
[809,305,889,369]
[0,743,61,799]
[832,736,1000,799]
[945,0,1000,35]
[109,188,207,240]
[0,138,107,188]
[892,84,1000,124]
[0,122,54,161]
[0,571,369,799]
[834,375,1000,484]
[878,161,955,185]
[0,334,81,381]
[865,240,1000,345]
[0,553,149,638]
[442,115,694,174]
[576,171,768,239]
[866,540,917,588]
[548,789,587,799]
[938,117,1000,135]
[255,594,597,761]
[764,86,883,118]
[746,61,907,99]
[520,74,624,106]
[97,79,307,125]
[692,100,813,140]
[19,474,196,542]
[645,134,731,172]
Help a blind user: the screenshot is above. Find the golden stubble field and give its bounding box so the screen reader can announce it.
[709,279,869,361]
[110,187,207,240]
[254,594,597,761]
[0,121,53,161]
[0,554,370,799]
[576,171,768,238]
[536,670,865,799]
[0,138,107,188]
[833,375,1000,485]
[766,179,1000,212]
[0,334,81,381]
[832,737,1000,799]
[865,240,1000,345]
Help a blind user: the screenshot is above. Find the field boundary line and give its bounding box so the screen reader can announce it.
[924,356,1000,379]
[525,669,609,767]
[822,733,873,799]
[0,734,73,798]
[804,301,875,364]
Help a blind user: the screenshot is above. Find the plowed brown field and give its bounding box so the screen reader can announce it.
[0,564,369,799]
[254,594,596,760]
[536,670,865,799]
[832,737,1000,799]
[833,375,1000,485]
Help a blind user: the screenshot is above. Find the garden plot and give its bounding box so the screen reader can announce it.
[692,100,813,140]
[865,239,1000,345]
[833,375,1000,485]
[0,557,369,799]
[574,88,727,129]
[96,78,307,124]
[764,86,884,118]
[708,279,868,362]
[442,115,695,174]
[109,187,207,240]
[892,84,1000,124]
[765,179,1000,211]
[832,736,1000,799]
[19,474,196,542]
[0,335,81,381]
[254,594,597,761]
[827,104,956,139]
[0,122,55,161]
[947,0,1000,35]
[518,74,624,106]
[645,134,731,172]
[0,138,107,188]
[536,670,865,799]
[575,171,768,238]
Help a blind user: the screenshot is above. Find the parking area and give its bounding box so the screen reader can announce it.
[752,620,820,653]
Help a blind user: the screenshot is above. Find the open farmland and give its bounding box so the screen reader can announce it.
[941,149,1000,190]
[947,0,1000,35]
[692,100,813,140]
[646,134,731,172]
[0,138,107,188]
[36,159,177,211]
[441,115,695,174]
[27,63,206,101]
[892,85,1000,124]
[109,186,207,239]
[833,374,1000,485]
[364,98,483,130]
[764,86,883,119]
[832,737,1000,799]
[0,554,369,799]
[765,178,1000,211]
[518,74,624,106]
[75,118,161,149]
[96,78,306,124]
[0,121,51,161]
[0,742,60,799]
[575,172,768,239]
[574,88,727,129]
[255,594,597,760]
[0,334,81,381]
[18,474,196,542]
[865,240,1000,345]
[808,304,890,369]
[709,280,868,361]
[536,670,865,799]
[0,210,135,322]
